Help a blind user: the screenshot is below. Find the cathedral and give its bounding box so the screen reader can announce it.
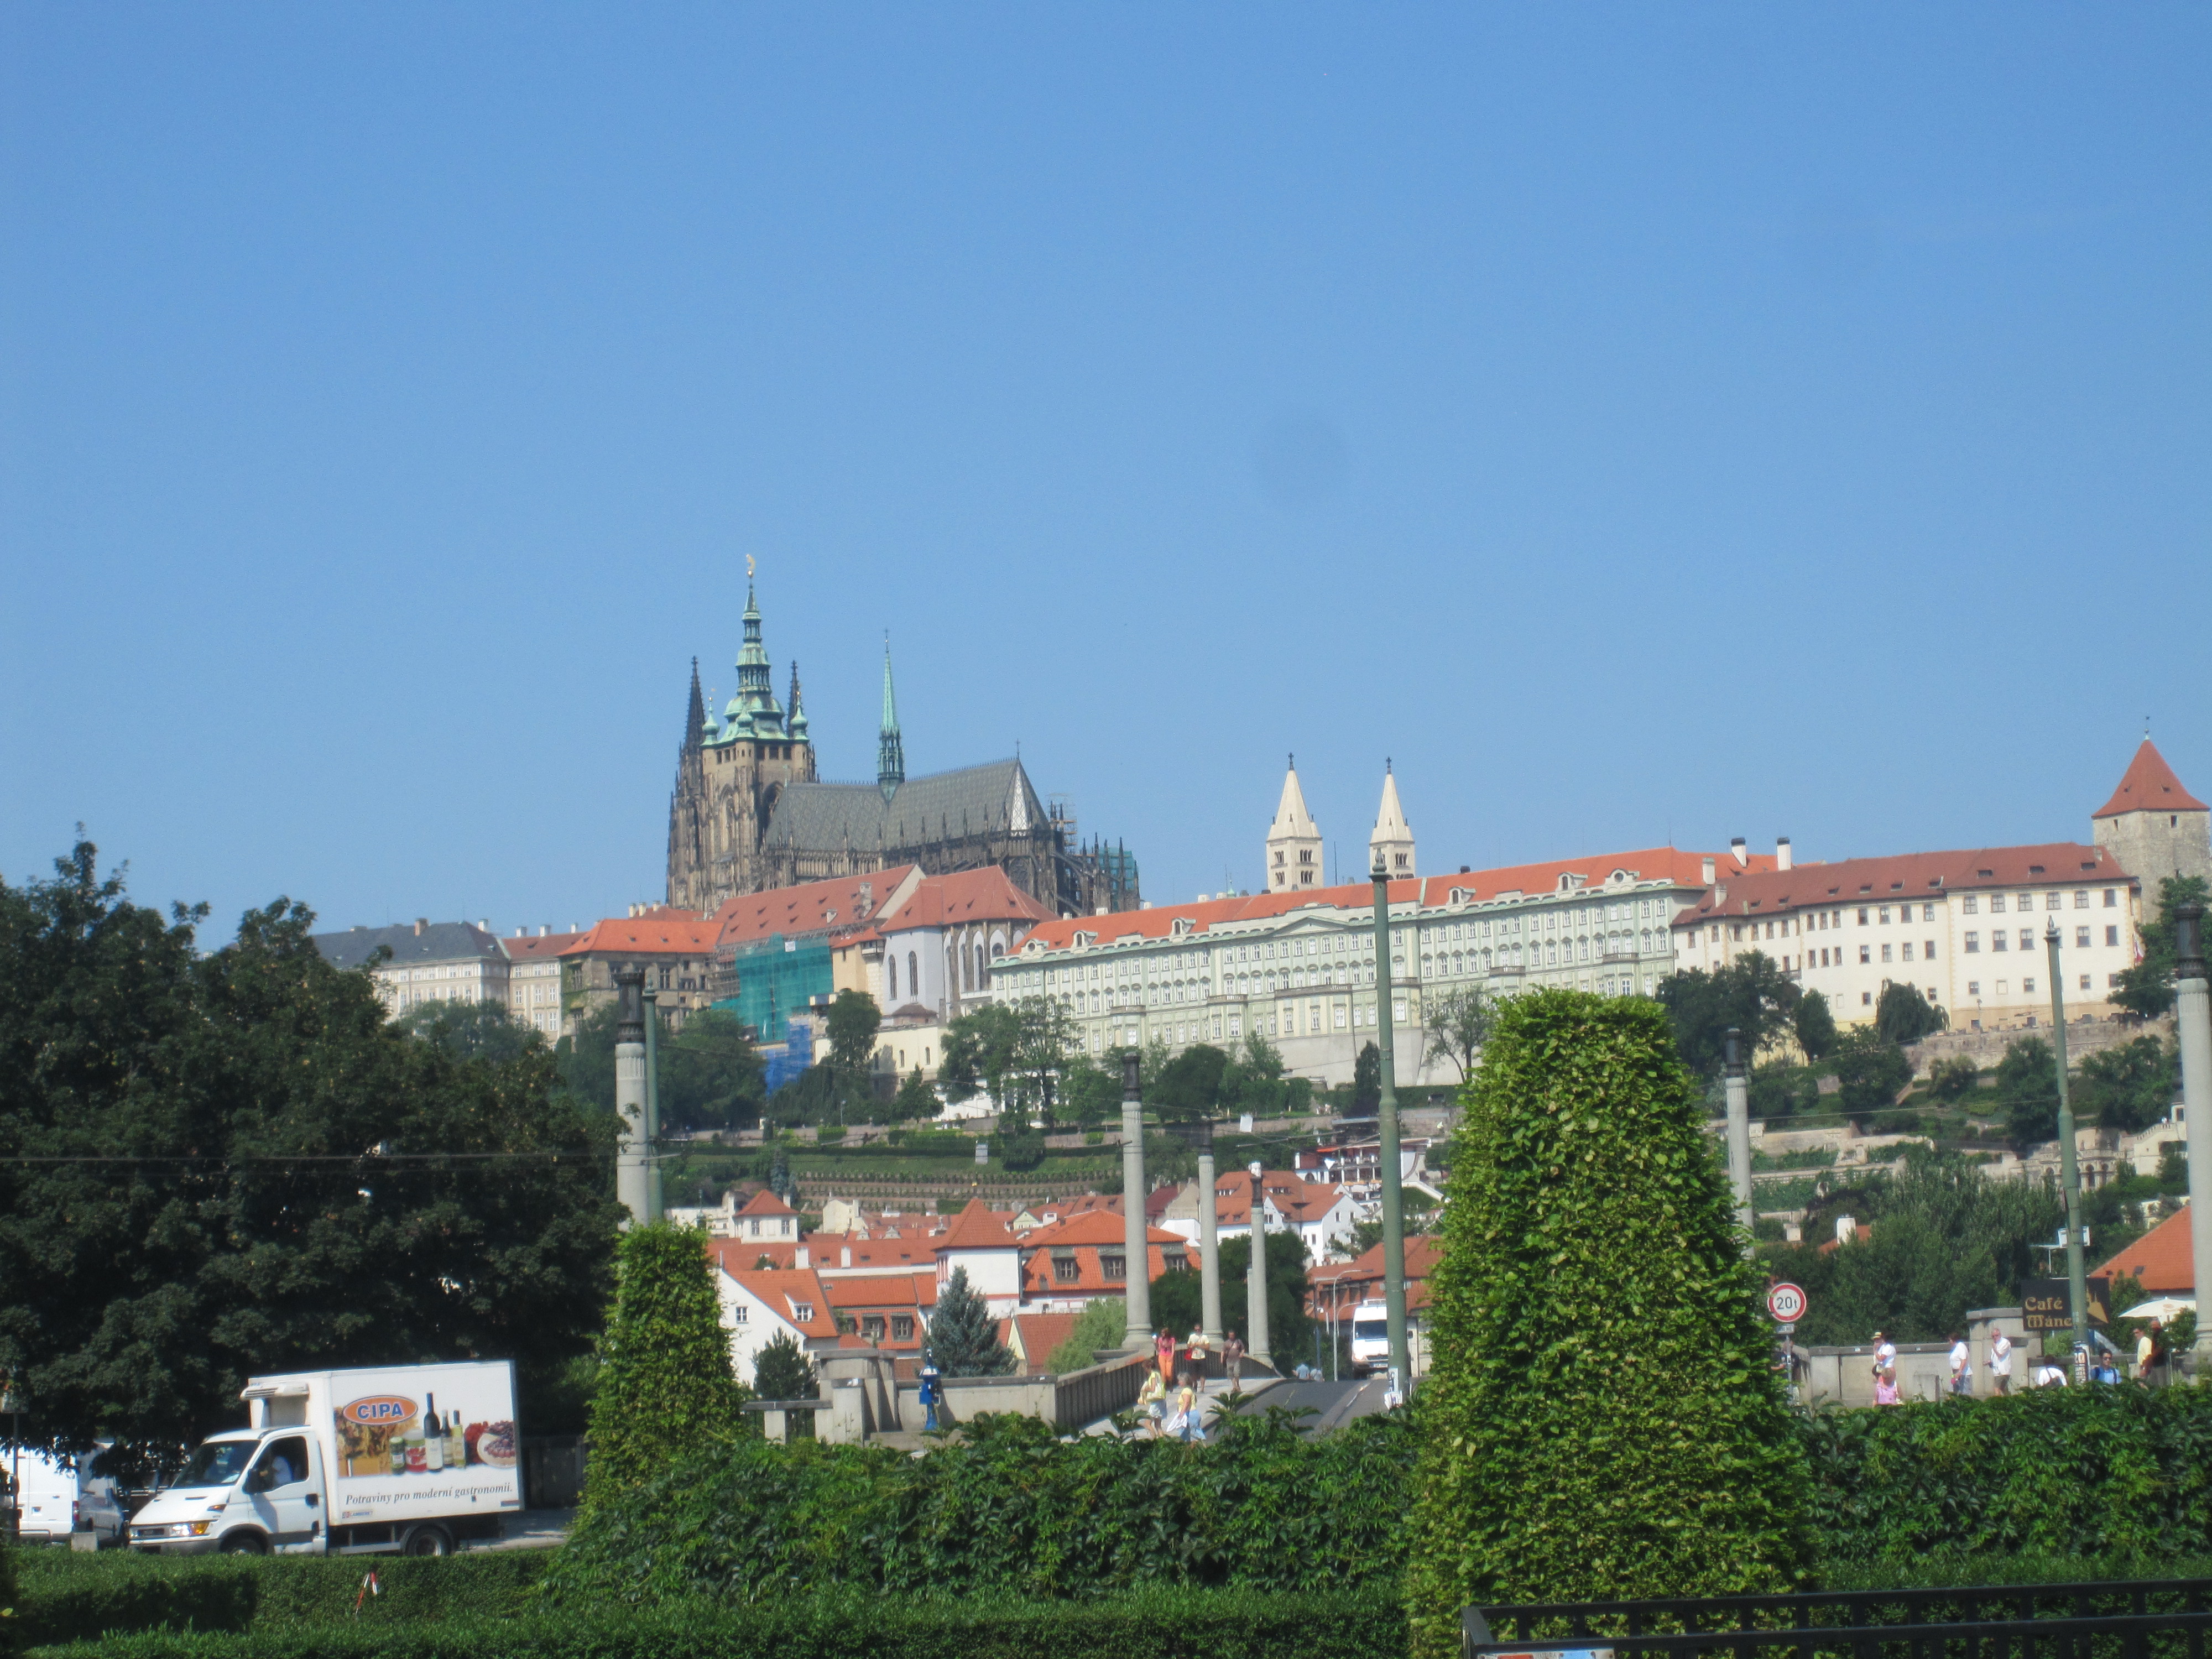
[665,580,1139,919]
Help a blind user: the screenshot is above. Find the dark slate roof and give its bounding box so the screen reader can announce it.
[313,922,506,971]
[763,759,1047,853]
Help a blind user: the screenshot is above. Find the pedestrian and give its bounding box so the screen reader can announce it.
[1989,1328,2013,1396]
[1136,1361,1168,1439]
[918,1349,943,1433]
[1177,1370,1204,1442]
[1185,1327,1211,1387]
[1873,1330,1897,1381]
[1223,1329,1245,1391]
[1155,1326,1177,1383]
[1948,1332,1971,1397]
[1872,1368,1902,1406]
[2137,1318,2162,1384]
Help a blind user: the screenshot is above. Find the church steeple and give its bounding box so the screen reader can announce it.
[877,638,905,801]
[723,562,787,740]
[683,657,705,753]
[1265,754,1323,890]
[1369,758,1416,878]
[789,661,810,743]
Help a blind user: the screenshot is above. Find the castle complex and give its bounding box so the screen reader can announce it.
[664,578,1138,918]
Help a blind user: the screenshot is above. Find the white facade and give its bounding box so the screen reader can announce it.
[1265,761,1325,891]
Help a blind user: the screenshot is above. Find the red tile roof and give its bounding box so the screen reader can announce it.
[738,1188,797,1218]
[502,932,586,961]
[2096,1206,2193,1295]
[822,1271,938,1310]
[936,1198,1019,1251]
[708,867,921,950]
[1020,1211,1184,1249]
[880,865,1052,930]
[559,917,725,958]
[1307,1235,1446,1314]
[716,1265,842,1339]
[1004,1311,1084,1372]
[1671,843,2130,926]
[2095,740,2209,820]
[1209,1170,1347,1227]
[1015,847,1772,953]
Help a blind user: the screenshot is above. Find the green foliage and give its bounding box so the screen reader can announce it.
[1928,1056,1981,1102]
[2111,876,2210,1019]
[2073,1036,2179,1134]
[939,1004,1022,1105]
[1749,1062,1822,1121]
[753,1329,817,1400]
[1352,1042,1381,1112]
[1045,1299,1129,1373]
[0,841,619,1483]
[1655,951,1801,1076]
[1875,982,1948,1045]
[1056,1056,1120,1126]
[1833,1027,1913,1121]
[1996,1035,2059,1147]
[1149,1234,1312,1359]
[1422,983,1498,1082]
[394,998,543,1063]
[928,1267,1014,1376]
[12,1548,546,1648]
[1405,989,1808,1656]
[1152,1044,1230,1120]
[892,1067,940,1123]
[559,1004,765,1133]
[1794,990,1839,1062]
[995,1129,1046,1171]
[824,988,881,1075]
[49,1587,1410,1659]
[1222,1032,1292,1117]
[583,1224,750,1509]
[545,1409,1417,1605]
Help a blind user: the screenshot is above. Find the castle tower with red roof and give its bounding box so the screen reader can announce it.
[2092,738,2210,896]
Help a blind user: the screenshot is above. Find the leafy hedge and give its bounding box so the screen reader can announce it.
[11,1550,546,1651]
[29,1587,1404,1659]
[1405,991,1810,1657]
[542,1407,1418,1605]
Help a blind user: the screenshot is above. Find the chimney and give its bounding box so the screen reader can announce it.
[1730,838,1748,868]
[1777,837,1793,872]
[414,918,427,936]
[539,924,550,937]
[1701,856,1717,885]
[478,919,490,933]
[1835,1214,1858,1245]
[795,1246,808,1269]
[514,927,524,937]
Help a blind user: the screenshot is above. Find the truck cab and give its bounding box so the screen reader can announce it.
[128,1429,325,1556]
[1348,1299,1391,1377]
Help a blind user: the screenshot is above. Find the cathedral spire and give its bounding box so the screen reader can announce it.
[684,657,705,753]
[726,564,787,739]
[878,637,905,801]
[1369,759,1416,878]
[789,661,810,742]
[1265,755,1322,890]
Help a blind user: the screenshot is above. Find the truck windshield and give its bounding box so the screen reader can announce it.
[1353,1319,1387,1340]
[172,1441,258,1490]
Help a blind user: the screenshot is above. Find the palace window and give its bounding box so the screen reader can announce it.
[2107,926,2120,946]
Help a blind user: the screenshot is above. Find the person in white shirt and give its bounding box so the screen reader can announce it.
[1989,1329,2014,1395]
[1949,1334,1971,1396]
[1874,1331,1898,1380]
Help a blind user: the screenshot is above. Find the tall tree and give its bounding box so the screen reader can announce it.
[396,999,544,1063]
[1875,982,1947,1046]
[1423,984,1498,1083]
[1997,1035,2060,1148]
[1792,990,1838,1062]
[752,1329,817,1400]
[2072,1036,2179,1134]
[0,843,620,1480]
[891,1067,940,1124]
[1152,1043,1230,1121]
[823,988,881,1076]
[1007,996,1083,1128]
[2111,875,2211,1019]
[938,1004,1022,1106]
[1831,1027,1913,1122]
[582,1223,749,1509]
[659,1008,766,1134]
[1404,989,1807,1655]
[1654,952,1801,1077]
[927,1266,1014,1376]
[1352,1042,1381,1112]
[1222,1031,1289,1117]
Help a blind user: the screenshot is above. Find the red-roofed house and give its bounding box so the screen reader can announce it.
[2094,738,2211,895]
[500,928,587,1039]
[1000,1311,1084,1374]
[1013,1212,1187,1314]
[2096,1207,2194,1298]
[708,1256,843,1383]
[557,915,727,1035]
[935,1199,1024,1314]
[1158,1171,1360,1264]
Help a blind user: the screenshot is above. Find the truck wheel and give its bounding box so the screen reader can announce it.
[220,1532,268,1555]
[402,1524,453,1557]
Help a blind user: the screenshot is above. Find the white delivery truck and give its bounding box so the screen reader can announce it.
[7,1446,128,1546]
[1348,1299,1390,1377]
[128,1360,523,1557]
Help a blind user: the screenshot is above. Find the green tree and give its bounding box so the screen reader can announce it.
[1352,1042,1381,1112]
[1927,1055,1980,1102]
[2073,1035,2179,1134]
[1044,1298,1128,1373]
[1996,1035,2059,1147]
[2111,875,2211,1019]
[1153,1043,1230,1121]
[582,1223,750,1510]
[1057,1054,1120,1126]
[1831,1027,1912,1121]
[1875,981,1948,1045]
[1149,1233,1312,1361]
[928,1266,1014,1376]
[1793,989,1838,1062]
[1404,989,1807,1652]
[752,1329,817,1400]
[938,1004,1022,1105]
[1006,997,1083,1128]
[396,998,544,1063]
[1654,952,1801,1077]
[824,988,881,1076]
[1222,1031,1289,1117]
[891,1066,939,1123]
[659,1008,766,1133]
[1423,983,1498,1082]
[0,842,619,1481]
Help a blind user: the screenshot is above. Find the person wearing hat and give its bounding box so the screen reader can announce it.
[1873,1331,1897,1381]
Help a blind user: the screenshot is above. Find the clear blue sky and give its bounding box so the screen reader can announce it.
[4,6,2207,939]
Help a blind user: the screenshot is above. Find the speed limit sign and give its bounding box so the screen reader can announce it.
[1766,1282,1807,1323]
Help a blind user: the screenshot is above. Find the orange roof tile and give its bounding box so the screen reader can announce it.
[1020,1211,1185,1249]
[822,1271,938,1309]
[708,867,921,951]
[715,1265,842,1339]
[880,866,1052,931]
[1005,1311,1083,1371]
[559,916,724,958]
[1672,843,2130,926]
[502,932,586,961]
[2095,740,2209,820]
[2096,1206,2194,1295]
[936,1198,1019,1251]
[738,1188,797,1218]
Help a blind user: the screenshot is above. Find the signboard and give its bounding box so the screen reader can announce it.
[1765,1282,1807,1323]
[2022,1276,2110,1333]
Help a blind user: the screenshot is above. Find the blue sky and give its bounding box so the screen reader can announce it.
[4,6,2207,939]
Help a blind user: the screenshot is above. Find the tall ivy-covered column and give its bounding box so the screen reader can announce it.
[1404,990,1808,1657]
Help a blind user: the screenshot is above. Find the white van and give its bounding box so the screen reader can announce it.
[7,1447,127,1546]
[1348,1299,1391,1376]
[128,1361,523,1557]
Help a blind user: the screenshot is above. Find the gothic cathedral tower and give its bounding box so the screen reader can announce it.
[666,573,818,911]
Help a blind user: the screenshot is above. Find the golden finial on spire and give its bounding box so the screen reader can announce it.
[746,554,756,580]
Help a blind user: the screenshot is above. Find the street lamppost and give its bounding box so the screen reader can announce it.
[2044,922,2089,1361]
[1369,852,1411,1396]
[2173,905,2212,1374]
[613,965,649,1225]
[1723,1027,1754,1244]
[643,984,664,1224]
[1118,1050,1151,1352]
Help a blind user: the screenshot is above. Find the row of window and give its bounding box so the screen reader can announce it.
[1964,926,2121,953]
[1961,889,2119,915]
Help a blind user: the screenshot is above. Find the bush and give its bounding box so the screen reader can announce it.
[582,1222,750,1510]
[1405,989,1808,1657]
[1928,1056,1980,1102]
[35,1587,1407,1659]
[541,1409,1417,1606]
[1834,1029,1913,1120]
[1045,1299,1128,1373]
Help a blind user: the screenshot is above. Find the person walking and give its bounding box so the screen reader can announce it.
[1872,1369,1902,1406]
[1154,1326,1178,1384]
[1176,1370,1204,1443]
[1185,1327,1211,1387]
[1223,1330,1245,1391]
[2137,1319,2162,1385]
[1989,1328,2013,1396]
[1136,1362,1168,1439]
[1873,1331,1897,1382]
[1948,1333,1971,1397]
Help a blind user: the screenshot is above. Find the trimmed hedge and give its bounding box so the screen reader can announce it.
[30,1587,1405,1659]
[544,1407,1418,1605]
[12,1550,545,1651]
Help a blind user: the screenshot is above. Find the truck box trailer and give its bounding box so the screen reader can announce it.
[128,1360,523,1556]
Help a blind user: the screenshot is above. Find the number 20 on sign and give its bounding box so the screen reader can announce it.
[1766,1282,1807,1323]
